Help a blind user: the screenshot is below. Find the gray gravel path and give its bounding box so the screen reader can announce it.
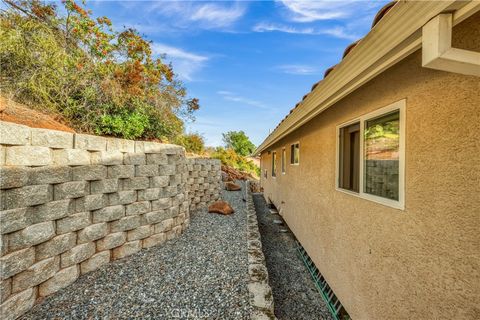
[252,193,333,320]
[22,181,251,320]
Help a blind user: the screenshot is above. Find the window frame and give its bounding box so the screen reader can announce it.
[335,99,406,210]
[281,147,286,174]
[290,142,300,165]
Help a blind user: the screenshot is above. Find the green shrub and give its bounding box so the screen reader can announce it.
[175,133,205,154]
[211,147,260,178]
[95,110,149,140]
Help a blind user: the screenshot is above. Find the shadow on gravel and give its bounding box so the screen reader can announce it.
[252,193,333,320]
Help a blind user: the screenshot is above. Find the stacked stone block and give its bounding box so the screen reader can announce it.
[0,121,221,320]
[186,158,221,212]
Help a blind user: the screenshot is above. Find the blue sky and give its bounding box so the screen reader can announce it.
[87,0,389,146]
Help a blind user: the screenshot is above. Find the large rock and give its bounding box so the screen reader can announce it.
[225,181,241,191]
[221,171,230,182]
[208,201,234,215]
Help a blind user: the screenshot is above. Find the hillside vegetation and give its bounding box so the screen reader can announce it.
[0,0,198,143]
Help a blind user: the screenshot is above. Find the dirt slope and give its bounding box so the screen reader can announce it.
[0,96,75,132]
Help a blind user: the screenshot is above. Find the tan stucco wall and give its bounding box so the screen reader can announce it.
[260,13,480,320]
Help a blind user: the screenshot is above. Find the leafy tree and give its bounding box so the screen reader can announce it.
[0,0,199,141]
[222,131,256,156]
[175,133,205,154]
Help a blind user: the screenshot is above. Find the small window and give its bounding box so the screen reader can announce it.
[338,122,360,192]
[290,143,299,164]
[264,169,267,179]
[272,151,277,177]
[336,99,405,209]
[281,148,286,174]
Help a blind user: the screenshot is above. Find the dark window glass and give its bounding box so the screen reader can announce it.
[272,152,277,177]
[290,143,299,164]
[339,122,360,192]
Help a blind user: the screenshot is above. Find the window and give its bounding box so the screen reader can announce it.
[364,110,400,201]
[281,148,286,174]
[272,151,277,177]
[338,122,360,192]
[264,169,267,179]
[336,100,405,209]
[290,143,300,165]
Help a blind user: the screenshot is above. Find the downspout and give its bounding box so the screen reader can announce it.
[422,13,480,77]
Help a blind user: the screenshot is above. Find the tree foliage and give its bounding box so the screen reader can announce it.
[175,133,205,154]
[222,131,256,156]
[0,0,199,141]
[211,147,259,177]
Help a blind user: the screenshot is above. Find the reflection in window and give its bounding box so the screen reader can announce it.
[281,148,286,174]
[364,110,400,200]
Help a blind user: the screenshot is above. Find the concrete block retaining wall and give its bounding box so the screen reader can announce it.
[186,158,221,212]
[0,121,221,320]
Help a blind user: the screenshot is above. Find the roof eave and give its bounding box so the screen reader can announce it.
[255,0,479,156]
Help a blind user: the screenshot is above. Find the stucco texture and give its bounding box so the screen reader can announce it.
[260,13,480,320]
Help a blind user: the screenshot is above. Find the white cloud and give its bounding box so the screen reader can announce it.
[151,43,208,81]
[278,0,355,22]
[152,1,246,30]
[253,22,315,34]
[190,3,246,28]
[218,91,269,109]
[217,90,234,96]
[275,64,319,75]
[253,22,358,40]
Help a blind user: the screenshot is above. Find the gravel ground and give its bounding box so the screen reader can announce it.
[22,181,251,320]
[252,193,333,320]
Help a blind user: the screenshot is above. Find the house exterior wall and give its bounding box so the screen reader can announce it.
[260,13,479,320]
